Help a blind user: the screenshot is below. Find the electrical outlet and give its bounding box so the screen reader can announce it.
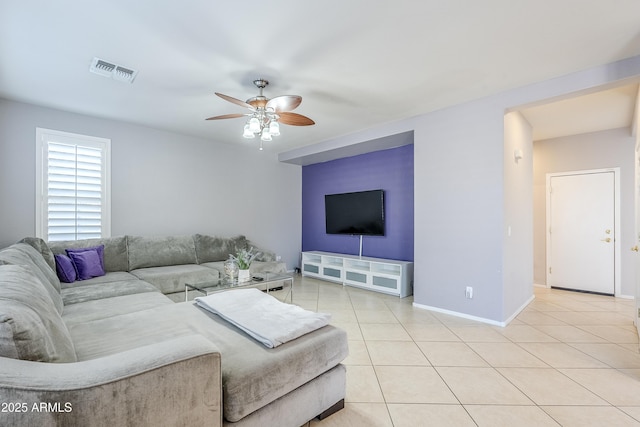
[466,286,473,299]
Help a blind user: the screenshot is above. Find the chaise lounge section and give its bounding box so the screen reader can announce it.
[0,235,348,426]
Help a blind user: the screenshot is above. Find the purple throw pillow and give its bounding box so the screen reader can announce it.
[54,254,77,283]
[66,245,106,281]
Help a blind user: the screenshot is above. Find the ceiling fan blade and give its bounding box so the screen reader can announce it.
[278,112,315,126]
[205,113,247,120]
[266,95,302,112]
[215,92,254,110]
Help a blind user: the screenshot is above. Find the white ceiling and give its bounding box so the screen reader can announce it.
[520,83,639,141]
[2,1,640,152]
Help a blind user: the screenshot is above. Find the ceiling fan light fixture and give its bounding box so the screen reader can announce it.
[243,124,255,138]
[248,117,261,133]
[260,130,272,141]
[269,120,280,136]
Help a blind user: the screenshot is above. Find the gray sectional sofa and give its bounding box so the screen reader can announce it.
[0,235,348,427]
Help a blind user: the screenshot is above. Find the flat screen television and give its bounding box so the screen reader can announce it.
[325,189,385,236]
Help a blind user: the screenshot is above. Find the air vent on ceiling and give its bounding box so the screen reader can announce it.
[89,57,138,83]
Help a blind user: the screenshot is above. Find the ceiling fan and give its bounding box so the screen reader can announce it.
[206,79,315,149]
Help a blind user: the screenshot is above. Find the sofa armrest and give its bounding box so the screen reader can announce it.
[0,335,222,427]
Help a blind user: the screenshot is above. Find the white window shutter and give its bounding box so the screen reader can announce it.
[36,128,111,242]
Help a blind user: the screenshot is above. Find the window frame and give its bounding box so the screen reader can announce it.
[35,127,111,241]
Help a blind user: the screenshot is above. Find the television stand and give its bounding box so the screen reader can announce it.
[301,251,414,298]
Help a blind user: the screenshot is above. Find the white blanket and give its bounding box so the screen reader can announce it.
[195,288,331,348]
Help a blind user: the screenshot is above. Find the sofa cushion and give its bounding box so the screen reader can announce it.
[200,261,287,278]
[0,264,77,362]
[48,236,129,272]
[193,234,248,264]
[247,240,277,262]
[128,235,197,270]
[61,279,160,305]
[66,302,348,421]
[199,261,225,276]
[59,271,140,290]
[130,264,220,294]
[54,254,77,283]
[66,245,106,280]
[13,243,63,293]
[62,292,173,326]
[19,237,56,271]
[247,261,287,275]
[0,243,63,314]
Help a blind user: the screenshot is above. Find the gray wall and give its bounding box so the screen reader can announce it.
[0,99,302,269]
[503,112,534,318]
[413,98,507,321]
[414,105,535,323]
[533,128,636,297]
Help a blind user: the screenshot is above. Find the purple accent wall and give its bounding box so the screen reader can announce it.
[302,144,414,261]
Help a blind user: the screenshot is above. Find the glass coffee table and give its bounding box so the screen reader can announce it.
[185,272,293,302]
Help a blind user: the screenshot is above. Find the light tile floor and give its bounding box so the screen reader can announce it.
[287,276,640,427]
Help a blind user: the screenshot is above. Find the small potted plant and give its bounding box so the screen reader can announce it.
[230,247,258,282]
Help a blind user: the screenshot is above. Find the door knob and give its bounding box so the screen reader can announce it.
[601,238,611,243]
[632,246,639,252]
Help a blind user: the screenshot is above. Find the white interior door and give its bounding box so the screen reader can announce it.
[635,146,640,332]
[548,171,615,295]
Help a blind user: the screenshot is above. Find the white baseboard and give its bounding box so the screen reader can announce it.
[413,294,535,328]
[503,294,536,325]
[412,302,505,327]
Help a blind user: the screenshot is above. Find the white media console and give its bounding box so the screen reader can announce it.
[301,251,414,298]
